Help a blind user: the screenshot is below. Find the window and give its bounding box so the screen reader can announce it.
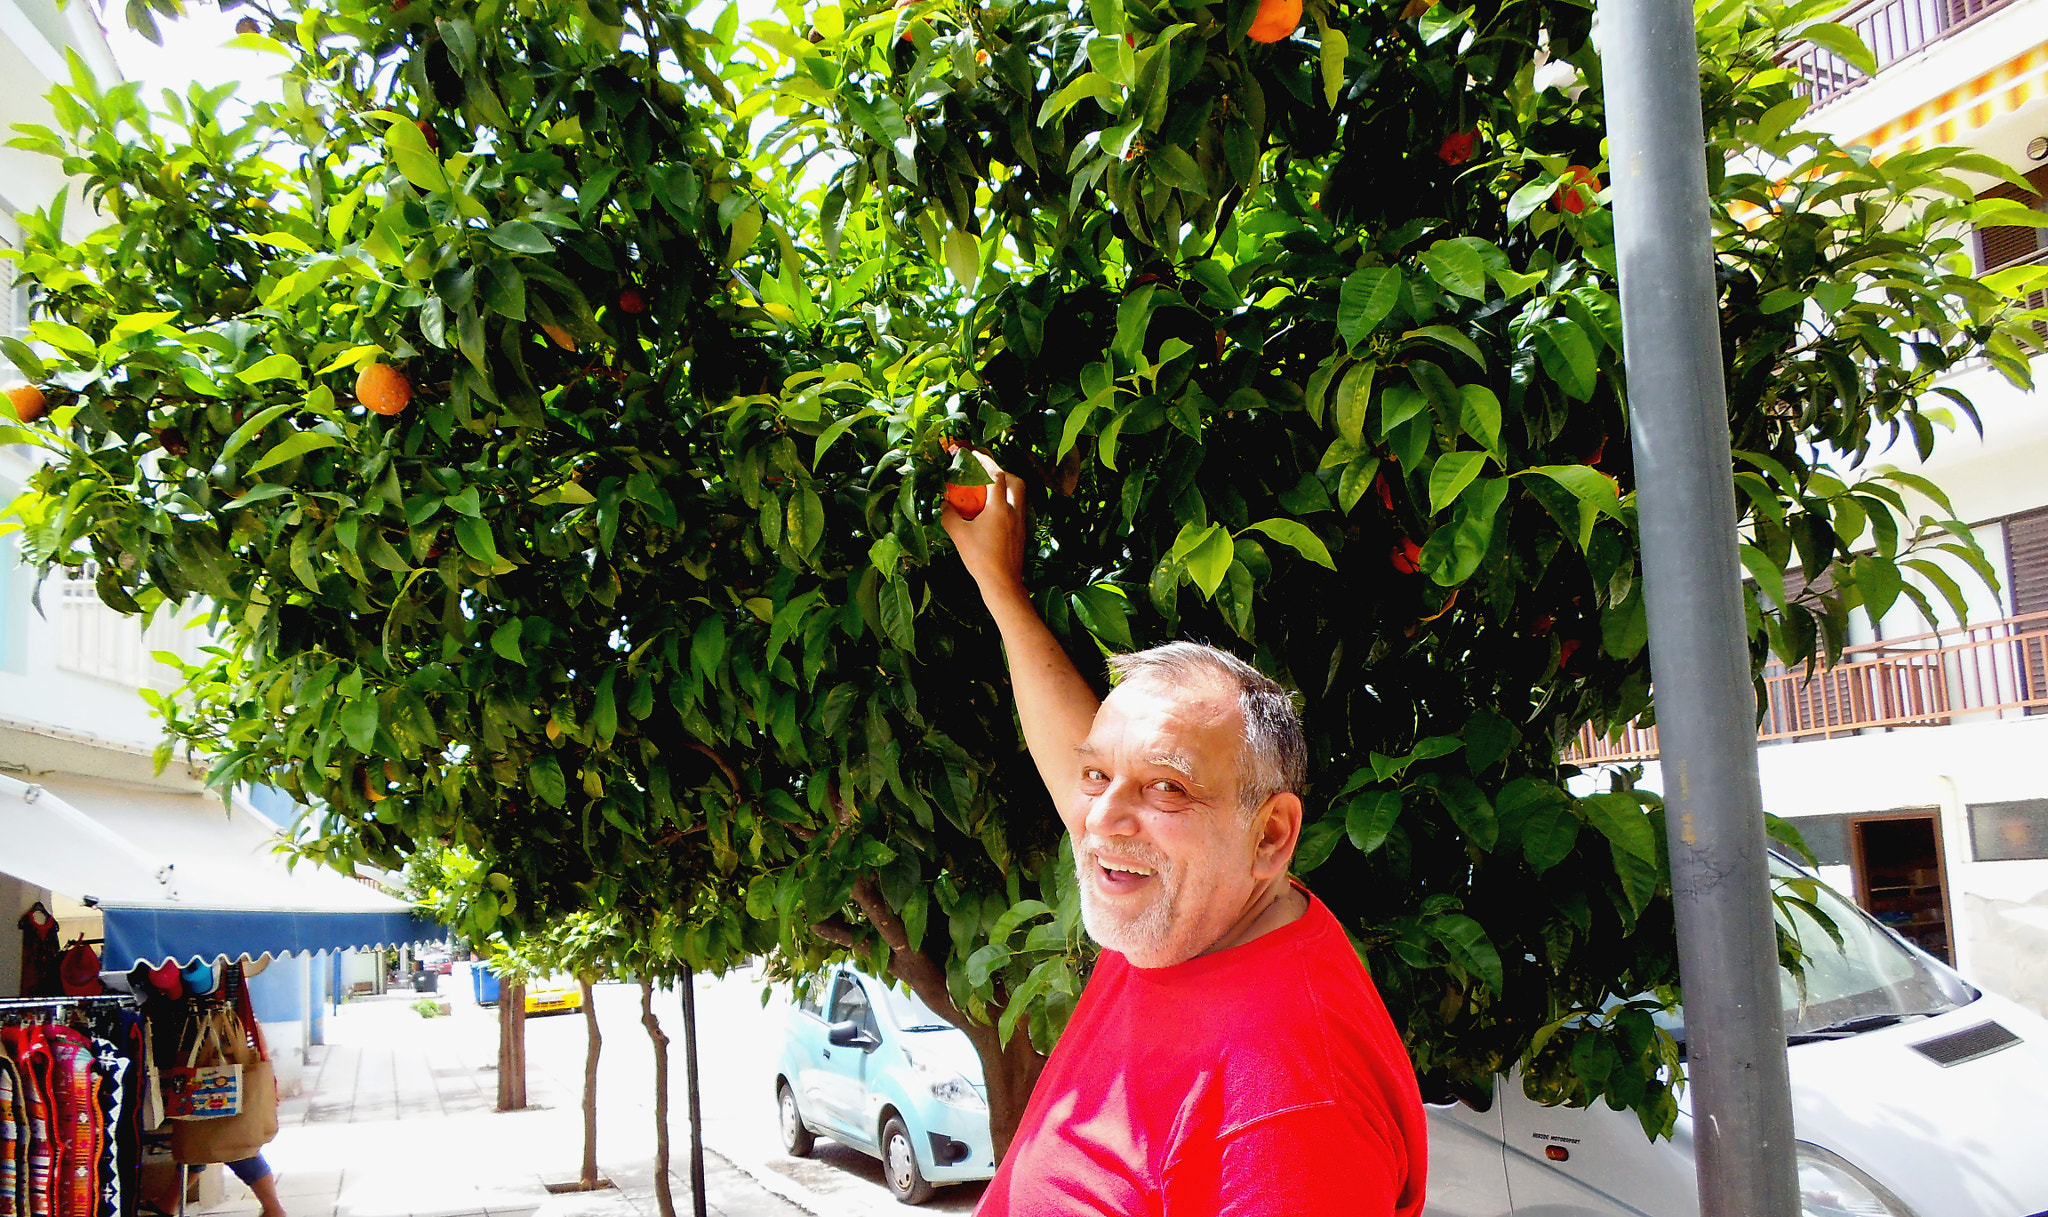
[1969,799,2048,862]
[0,211,27,380]
[828,975,878,1039]
[0,476,23,675]
[1783,813,1854,867]
[1974,166,2048,346]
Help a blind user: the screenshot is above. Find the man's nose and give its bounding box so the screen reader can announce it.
[1083,778,1143,838]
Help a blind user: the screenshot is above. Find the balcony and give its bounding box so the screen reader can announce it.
[1569,611,2048,763]
[1781,0,2020,109]
[56,564,210,689]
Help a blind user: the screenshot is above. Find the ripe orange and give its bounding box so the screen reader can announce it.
[356,362,413,416]
[5,384,48,424]
[1248,0,1302,43]
[617,287,647,314]
[1552,165,1600,215]
[945,482,989,520]
[1389,538,1422,574]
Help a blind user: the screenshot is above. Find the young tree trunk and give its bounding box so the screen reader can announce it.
[579,975,601,1190]
[497,982,527,1112]
[639,979,677,1217]
[832,876,1050,1161]
[678,970,707,1217]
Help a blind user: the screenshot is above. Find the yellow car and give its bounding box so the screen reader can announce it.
[524,976,584,1017]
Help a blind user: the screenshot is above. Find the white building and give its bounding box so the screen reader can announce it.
[1579,0,2048,1016]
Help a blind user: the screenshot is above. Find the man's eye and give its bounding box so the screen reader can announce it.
[1081,768,1108,782]
[1149,780,1182,794]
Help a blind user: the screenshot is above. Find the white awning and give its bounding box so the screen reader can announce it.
[0,772,435,968]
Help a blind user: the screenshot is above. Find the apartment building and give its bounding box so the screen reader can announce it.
[1579,0,2048,1016]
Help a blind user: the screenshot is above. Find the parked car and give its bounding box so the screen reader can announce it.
[1425,852,2048,1216]
[422,953,454,975]
[524,975,583,1017]
[775,967,996,1204]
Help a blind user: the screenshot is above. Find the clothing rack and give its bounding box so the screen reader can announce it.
[0,995,133,1010]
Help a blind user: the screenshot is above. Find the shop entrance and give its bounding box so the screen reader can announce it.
[1850,810,1954,965]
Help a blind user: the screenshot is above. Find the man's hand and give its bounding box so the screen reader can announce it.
[938,450,1100,814]
[940,450,1029,606]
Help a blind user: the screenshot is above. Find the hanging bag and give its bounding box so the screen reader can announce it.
[159,1012,240,1121]
[170,967,277,1165]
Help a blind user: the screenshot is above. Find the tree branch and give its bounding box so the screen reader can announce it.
[809,918,859,948]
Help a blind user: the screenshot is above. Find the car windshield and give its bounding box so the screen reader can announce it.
[870,978,953,1031]
[1659,856,1973,1043]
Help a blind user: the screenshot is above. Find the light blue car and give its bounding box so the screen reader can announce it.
[775,966,998,1204]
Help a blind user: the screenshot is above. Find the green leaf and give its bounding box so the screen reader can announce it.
[1520,798,1580,873]
[531,753,568,808]
[1332,360,1374,447]
[1337,454,1381,514]
[0,338,47,381]
[1404,325,1487,371]
[382,114,448,192]
[1580,792,1658,863]
[488,221,553,254]
[1458,384,1501,453]
[1424,773,1497,851]
[1292,815,1345,874]
[1535,318,1597,401]
[1344,790,1400,854]
[491,619,525,664]
[338,696,379,753]
[943,228,980,292]
[1178,525,1234,598]
[1320,26,1349,108]
[1336,269,1399,349]
[1421,240,1487,300]
[1430,913,1505,994]
[248,430,343,474]
[1428,451,1487,515]
[1241,519,1335,568]
[454,517,499,565]
[880,577,917,650]
[1790,20,1876,76]
[236,353,304,385]
[1071,584,1136,649]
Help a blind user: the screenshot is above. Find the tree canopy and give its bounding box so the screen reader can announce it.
[3,0,2040,1152]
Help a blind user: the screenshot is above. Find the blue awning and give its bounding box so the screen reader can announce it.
[2,772,441,969]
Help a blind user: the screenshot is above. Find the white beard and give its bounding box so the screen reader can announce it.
[1074,836,1183,965]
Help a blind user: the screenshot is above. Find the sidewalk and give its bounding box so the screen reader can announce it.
[195,990,808,1217]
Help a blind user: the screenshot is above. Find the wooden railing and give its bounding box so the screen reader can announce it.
[1570,610,2048,763]
[1780,0,2019,108]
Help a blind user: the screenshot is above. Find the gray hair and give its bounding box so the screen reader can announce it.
[1105,641,1306,814]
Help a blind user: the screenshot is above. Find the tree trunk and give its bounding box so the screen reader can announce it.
[640,979,677,1217]
[497,982,527,1112]
[679,970,707,1217]
[833,875,1051,1162]
[580,975,601,1189]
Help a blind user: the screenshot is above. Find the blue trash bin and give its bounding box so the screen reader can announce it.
[470,962,501,1006]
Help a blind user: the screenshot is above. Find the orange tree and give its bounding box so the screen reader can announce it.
[5,0,2041,1156]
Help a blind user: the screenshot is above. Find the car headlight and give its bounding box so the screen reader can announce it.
[1796,1142,1918,1217]
[902,1047,986,1111]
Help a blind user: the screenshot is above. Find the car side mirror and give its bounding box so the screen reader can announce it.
[827,1020,866,1048]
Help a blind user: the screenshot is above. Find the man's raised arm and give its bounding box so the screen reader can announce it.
[940,454,1099,809]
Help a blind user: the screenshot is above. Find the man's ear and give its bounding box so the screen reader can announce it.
[1251,792,1304,879]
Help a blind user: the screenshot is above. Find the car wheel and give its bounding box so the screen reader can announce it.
[778,1081,815,1158]
[881,1114,935,1205]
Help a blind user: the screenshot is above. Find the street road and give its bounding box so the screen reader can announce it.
[515,972,988,1216]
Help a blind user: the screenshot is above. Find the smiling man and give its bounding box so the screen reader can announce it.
[943,460,1428,1217]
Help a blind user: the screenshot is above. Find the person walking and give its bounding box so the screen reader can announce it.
[942,456,1429,1216]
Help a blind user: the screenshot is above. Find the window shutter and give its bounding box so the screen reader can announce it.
[1974,167,2048,274]
[2007,508,2048,713]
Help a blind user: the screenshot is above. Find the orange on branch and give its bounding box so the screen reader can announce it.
[1247,0,1302,43]
[356,362,413,416]
[5,384,48,424]
[945,482,989,520]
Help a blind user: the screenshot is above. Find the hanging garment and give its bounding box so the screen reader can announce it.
[1,1027,55,1217]
[16,910,61,1001]
[110,1014,142,1217]
[56,947,101,1002]
[42,1029,104,1217]
[85,1041,125,1217]
[0,1048,24,1217]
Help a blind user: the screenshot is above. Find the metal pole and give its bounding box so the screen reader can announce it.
[1599,1,1799,1214]
[679,970,707,1217]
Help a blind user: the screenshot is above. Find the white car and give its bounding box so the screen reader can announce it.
[1425,855,2048,1217]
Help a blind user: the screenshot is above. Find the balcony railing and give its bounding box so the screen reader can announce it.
[1780,0,2019,109]
[1569,610,2048,763]
[57,564,210,689]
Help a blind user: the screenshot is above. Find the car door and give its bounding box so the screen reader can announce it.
[787,974,835,1128]
[1421,1078,1513,1217]
[1496,1073,1694,1217]
[817,972,883,1148]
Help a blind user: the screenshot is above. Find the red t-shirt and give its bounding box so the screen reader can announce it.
[975,888,1428,1216]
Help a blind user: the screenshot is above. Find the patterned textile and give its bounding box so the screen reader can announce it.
[1,1049,24,1217]
[0,1028,54,1217]
[43,1030,104,1217]
[87,1041,126,1217]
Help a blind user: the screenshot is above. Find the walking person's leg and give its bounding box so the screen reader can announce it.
[226,1154,286,1217]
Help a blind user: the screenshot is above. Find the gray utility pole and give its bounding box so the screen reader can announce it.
[1599,0,1801,1214]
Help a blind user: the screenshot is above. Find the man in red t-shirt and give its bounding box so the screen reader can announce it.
[942,458,1428,1216]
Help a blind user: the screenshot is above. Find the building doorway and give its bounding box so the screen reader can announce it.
[1849,811,1954,965]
